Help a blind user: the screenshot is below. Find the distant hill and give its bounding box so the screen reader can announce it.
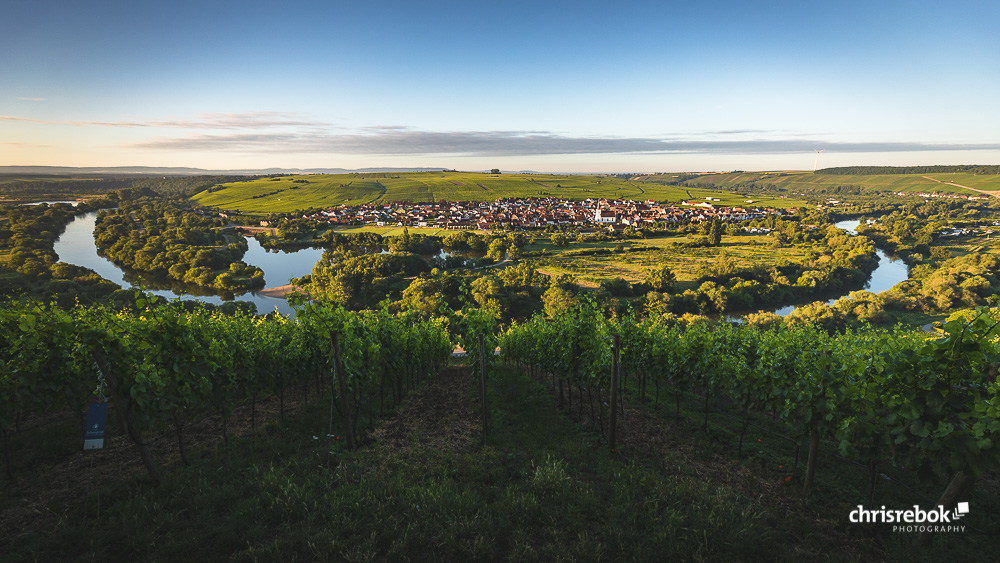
[817,165,1000,175]
[189,170,806,213]
[0,165,454,176]
[675,170,1000,196]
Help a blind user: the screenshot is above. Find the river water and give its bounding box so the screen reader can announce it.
[53,211,322,315]
[51,214,908,318]
[767,219,909,316]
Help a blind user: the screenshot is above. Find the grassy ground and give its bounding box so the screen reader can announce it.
[328,225,459,237]
[524,233,808,287]
[885,310,942,328]
[4,362,994,561]
[608,366,999,563]
[940,233,1000,259]
[190,171,807,213]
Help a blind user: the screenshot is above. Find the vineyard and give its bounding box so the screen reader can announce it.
[501,304,1000,498]
[2,297,999,560]
[0,295,452,483]
[189,171,805,212]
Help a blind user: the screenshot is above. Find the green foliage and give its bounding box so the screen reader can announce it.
[501,302,1000,486]
[454,304,500,381]
[542,286,578,318]
[819,165,1000,176]
[399,277,445,314]
[308,249,428,309]
[93,198,264,291]
[645,263,676,293]
[877,310,1000,478]
[0,295,452,463]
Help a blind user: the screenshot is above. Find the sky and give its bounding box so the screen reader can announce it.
[2,0,999,173]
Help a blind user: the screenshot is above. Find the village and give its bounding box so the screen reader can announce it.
[290,197,789,231]
[894,191,989,200]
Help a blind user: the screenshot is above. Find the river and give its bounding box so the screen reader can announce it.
[767,219,909,316]
[53,211,323,316]
[51,214,909,318]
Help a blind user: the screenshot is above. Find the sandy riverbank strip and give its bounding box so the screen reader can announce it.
[257,284,310,298]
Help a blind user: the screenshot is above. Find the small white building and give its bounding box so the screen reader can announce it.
[595,208,617,223]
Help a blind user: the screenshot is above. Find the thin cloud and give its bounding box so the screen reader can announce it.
[1,116,43,122]
[7,111,999,157]
[17,97,46,102]
[0,141,49,147]
[0,111,328,129]
[130,129,1000,157]
[696,129,774,136]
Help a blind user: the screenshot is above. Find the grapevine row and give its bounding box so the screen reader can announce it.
[0,296,452,481]
[500,302,1000,497]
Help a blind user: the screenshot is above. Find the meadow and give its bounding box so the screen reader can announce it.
[523,233,809,288]
[312,226,806,289]
[190,171,806,213]
[938,230,1000,259]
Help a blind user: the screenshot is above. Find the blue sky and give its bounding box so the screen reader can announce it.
[2,0,999,172]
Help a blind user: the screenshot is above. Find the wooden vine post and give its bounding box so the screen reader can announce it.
[609,333,620,452]
[803,423,819,496]
[803,350,832,497]
[90,348,162,484]
[478,334,489,437]
[916,471,977,547]
[331,332,356,451]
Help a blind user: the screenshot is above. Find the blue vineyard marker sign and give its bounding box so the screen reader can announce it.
[83,403,108,450]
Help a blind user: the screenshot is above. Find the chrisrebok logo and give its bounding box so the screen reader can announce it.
[849,502,970,533]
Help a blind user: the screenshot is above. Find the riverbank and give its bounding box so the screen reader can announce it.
[257,284,309,298]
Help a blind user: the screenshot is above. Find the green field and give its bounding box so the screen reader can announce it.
[525,234,809,288]
[674,171,1000,196]
[330,225,456,237]
[190,171,806,213]
[938,230,1000,259]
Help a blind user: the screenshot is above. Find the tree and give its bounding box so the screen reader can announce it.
[400,278,444,314]
[645,264,676,293]
[599,277,633,297]
[49,262,77,279]
[708,219,722,247]
[443,230,470,249]
[497,263,544,291]
[550,273,577,291]
[550,233,568,247]
[541,286,578,318]
[471,275,503,308]
[644,291,673,317]
[486,239,506,262]
[214,272,234,290]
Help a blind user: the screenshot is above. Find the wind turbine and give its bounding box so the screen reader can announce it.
[813,149,826,172]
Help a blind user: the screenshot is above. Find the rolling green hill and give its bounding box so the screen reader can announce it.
[190,171,805,212]
[674,170,1000,197]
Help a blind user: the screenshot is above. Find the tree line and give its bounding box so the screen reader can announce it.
[94,198,265,292]
[817,165,1000,176]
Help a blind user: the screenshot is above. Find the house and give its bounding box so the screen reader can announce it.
[595,208,617,223]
